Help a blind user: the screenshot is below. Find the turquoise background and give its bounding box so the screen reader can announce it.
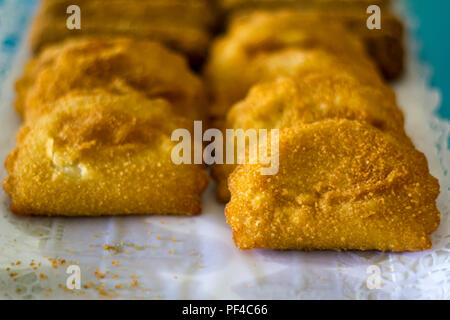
[408,0,450,120]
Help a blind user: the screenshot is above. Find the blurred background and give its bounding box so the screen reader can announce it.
[0,0,448,120]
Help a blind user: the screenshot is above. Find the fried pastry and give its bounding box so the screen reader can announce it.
[3,90,209,216]
[212,74,408,202]
[204,11,380,124]
[226,120,440,251]
[16,38,208,121]
[29,0,216,63]
[39,0,216,30]
[209,48,385,124]
[218,0,389,12]
[309,10,404,80]
[229,9,404,80]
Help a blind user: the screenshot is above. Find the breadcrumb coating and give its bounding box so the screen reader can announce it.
[16,38,208,121]
[212,74,410,202]
[220,2,404,79]
[29,0,216,62]
[230,76,405,136]
[204,11,381,123]
[225,120,440,251]
[4,91,209,216]
[218,0,389,12]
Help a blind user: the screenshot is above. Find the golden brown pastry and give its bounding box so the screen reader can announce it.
[218,0,403,79]
[226,120,440,251]
[306,10,404,80]
[3,90,209,216]
[227,76,404,134]
[16,38,208,121]
[39,0,216,30]
[204,11,381,124]
[230,9,404,80]
[29,0,216,63]
[218,0,389,12]
[212,74,409,202]
[208,48,385,125]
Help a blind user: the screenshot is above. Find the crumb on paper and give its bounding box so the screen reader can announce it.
[94,268,108,279]
[103,244,119,254]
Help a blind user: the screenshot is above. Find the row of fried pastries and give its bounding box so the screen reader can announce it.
[3,3,440,252]
[31,0,403,79]
[205,10,440,252]
[29,0,218,66]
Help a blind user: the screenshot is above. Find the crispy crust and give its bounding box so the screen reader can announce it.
[282,10,404,80]
[16,38,208,121]
[3,90,209,216]
[39,0,217,29]
[212,74,409,202]
[225,120,440,251]
[204,11,379,124]
[218,0,390,12]
[226,6,404,80]
[29,0,216,61]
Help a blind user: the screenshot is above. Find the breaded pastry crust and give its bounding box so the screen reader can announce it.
[39,0,216,30]
[212,74,407,202]
[218,0,389,12]
[29,0,216,62]
[225,120,440,251]
[16,38,208,121]
[222,3,404,79]
[4,91,209,216]
[229,76,405,135]
[204,11,379,123]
